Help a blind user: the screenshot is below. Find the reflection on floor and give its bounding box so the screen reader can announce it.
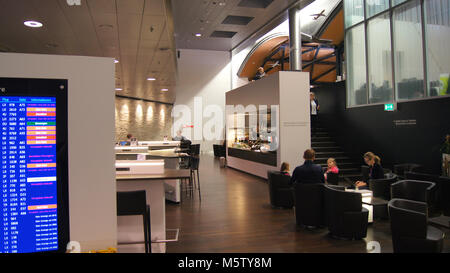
[119,154,450,253]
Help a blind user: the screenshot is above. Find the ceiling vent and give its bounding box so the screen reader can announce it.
[210,31,237,38]
[222,15,254,25]
[237,0,274,8]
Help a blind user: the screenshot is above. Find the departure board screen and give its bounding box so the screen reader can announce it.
[1,96,58,253]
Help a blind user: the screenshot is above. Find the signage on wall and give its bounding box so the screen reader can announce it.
[393,119,417,127]
[66,0,81,6]
[384,103,397,111]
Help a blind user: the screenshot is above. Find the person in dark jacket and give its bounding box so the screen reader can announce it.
[290,149,325,185]
[354,152,384,189]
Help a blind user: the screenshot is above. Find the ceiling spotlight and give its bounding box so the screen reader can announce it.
[219,2,226,6]
[24,21,43,28]
[195,33,202,37]
[114,59,119,64]
[147,77,156,81]
[115,88,123,91]
[161,88,169,92]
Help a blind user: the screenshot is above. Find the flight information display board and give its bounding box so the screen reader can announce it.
[0,78,69,253]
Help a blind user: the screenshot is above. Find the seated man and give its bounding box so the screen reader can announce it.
[290,149,325,185]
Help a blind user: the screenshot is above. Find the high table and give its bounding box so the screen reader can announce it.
[116,169,190,253]
[146,149,190,203]
[116,149,190,203]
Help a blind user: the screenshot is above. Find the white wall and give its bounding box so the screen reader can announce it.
[226,71,310,178]
[0,53,117,251]
[174,49,231,153]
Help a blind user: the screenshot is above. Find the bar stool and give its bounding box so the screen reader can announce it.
[116,190,151,253]
[190,156,201,201]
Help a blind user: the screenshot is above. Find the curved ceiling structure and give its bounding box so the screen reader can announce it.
[238,0,344,83]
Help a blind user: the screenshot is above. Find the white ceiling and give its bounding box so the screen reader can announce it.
[0,0,324,103]
[172,0,301,51]
[0,0,176,103]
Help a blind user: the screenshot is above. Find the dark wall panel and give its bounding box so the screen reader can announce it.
[312,82,450,174]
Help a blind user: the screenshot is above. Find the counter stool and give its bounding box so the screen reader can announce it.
[117,190,151,253]
[190,156,202,201]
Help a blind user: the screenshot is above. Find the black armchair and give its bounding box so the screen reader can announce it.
[388,198,444,253]
[391,179,436,216]
[293,183,325,228]
[404,172,441,215]
[324,185,368,239]
[267,171,294,208]
[213,144,226,157]
[368,173,398,200]
[394,163,423,178]
[439,176,450,216]
[326,172,339,185]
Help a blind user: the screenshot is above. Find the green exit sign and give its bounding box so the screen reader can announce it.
[384,103,396,111]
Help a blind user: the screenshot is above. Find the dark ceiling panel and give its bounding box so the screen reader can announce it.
[222,15,254,25]
[210,30,238,38]
[237,0,275,9]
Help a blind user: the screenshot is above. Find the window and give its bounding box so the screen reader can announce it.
[393,0,408,7]
[345,0,365,28]
[366,0,390,18]
[424,0,450,97]
[346,24,367,106]
[367,12,393,103]
[344,0,450,107]
[392,0,425,100]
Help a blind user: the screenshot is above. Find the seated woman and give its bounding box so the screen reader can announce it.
[280,162,290,176]
[354,152,384,189]
[324,158,339,182]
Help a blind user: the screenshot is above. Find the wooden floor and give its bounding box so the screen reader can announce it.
[164,154,450,253]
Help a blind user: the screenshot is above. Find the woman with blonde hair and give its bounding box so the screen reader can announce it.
[354,152,384,189]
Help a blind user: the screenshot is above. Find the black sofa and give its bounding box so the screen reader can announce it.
[388,198,444,253]
[267,171,294,208]
[324,185,368,240]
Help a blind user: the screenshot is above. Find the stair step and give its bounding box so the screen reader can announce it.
[338,168,360,174]
[312,146,343,153]
[315,157,353,164]
[311,131,331,136]
[316,151,346,156]
[320,162,361,169]
[312,141,337,148]
[312,136,335,142]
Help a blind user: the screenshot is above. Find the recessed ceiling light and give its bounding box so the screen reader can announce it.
[115,88,123,91]
[195,33,202,37]
[161,88,169,92]
[147,77,156,81]
[24,21,43,28]
[114,59,119,64]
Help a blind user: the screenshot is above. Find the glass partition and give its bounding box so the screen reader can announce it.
[424,0,450,97]
[366,0,390,18]
[367,11,393,103]
[346,24,368,106]
[393,0,425,100]
[344,0,365,28]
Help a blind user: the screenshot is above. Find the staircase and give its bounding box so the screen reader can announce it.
[311,126,362,183]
